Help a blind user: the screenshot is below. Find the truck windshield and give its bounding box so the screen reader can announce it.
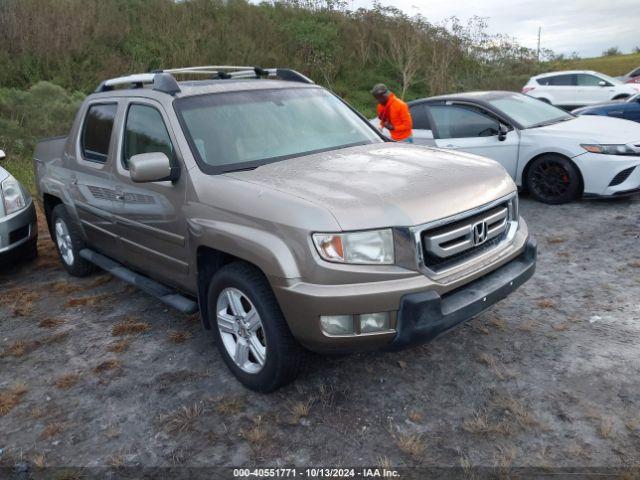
[175,87,382,173]
[487,93,574,129]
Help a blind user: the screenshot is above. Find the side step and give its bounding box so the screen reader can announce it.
[79,249,199,314]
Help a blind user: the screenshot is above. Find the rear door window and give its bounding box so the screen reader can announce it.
[539,74,576,86]
[123,104,174,169]
[81,103,117,162]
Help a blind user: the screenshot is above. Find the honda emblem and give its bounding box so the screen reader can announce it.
[472,221,488,246]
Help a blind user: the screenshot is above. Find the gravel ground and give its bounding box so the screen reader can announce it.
[1,196,639,475]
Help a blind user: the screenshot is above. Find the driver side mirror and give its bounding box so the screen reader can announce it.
[129,152,178,183]
[0,149,5,160]
[498,124,509,141]
[598,80,607,87]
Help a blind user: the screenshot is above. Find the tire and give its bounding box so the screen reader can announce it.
[207,261,304,392]
[525,155,582,204]
[51,204,95,277]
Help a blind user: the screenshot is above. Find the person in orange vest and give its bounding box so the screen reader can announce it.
[372,83,413,143]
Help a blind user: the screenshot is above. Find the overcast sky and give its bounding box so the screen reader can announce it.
[349,0,640,57]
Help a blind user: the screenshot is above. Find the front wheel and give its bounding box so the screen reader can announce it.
[207,262,304,392]
[525,155,581,204]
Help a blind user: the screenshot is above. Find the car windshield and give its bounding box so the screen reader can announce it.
[627,93,640,103]
[175,87,382,173]
[486,93,574,128]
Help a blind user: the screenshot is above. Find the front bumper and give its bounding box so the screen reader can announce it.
[274,223,534,354]
[388,236,536,350]
[575,152,640,196]
[0,201,38,257]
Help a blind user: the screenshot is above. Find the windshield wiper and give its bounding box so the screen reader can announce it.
[528,117,573,128]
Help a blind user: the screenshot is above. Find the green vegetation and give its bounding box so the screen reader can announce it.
[5,0,635,192]
[550,52,640,77]
[0,82,84,190]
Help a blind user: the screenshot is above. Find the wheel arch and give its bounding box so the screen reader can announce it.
[612,93,630,100]
[521,152,584,195]
[42,193,63,237]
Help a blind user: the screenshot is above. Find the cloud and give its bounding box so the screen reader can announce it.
[348,0,640,57]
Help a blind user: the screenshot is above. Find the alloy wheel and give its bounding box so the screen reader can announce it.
[216,287,267,374]
[529,159,572,202]
[54,218,74,266]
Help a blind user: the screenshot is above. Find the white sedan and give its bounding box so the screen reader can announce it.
[404,91,640,204]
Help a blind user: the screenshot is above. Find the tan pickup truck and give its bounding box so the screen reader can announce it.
[34,66,536,391]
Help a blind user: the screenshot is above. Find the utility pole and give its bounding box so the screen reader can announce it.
[537,27,541,62]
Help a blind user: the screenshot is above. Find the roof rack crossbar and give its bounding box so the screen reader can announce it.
[94,66,313,94]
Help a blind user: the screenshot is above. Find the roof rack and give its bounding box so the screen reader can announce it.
[94,66,314,95]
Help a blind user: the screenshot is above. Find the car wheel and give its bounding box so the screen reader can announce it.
[525,155,581,204]
[208,262,304,392]
[51,204,95,277]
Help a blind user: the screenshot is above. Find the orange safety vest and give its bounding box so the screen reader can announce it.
[376,93,413,141]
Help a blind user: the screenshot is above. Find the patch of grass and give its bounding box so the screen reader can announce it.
[168,330,192,344]
[518,320,539,332]
[31,453,46,468]
[163,402,205,433]
[38,317,65,328]
[408,410,424,423]
[107,339,131,353]
[243,417,268,446]
[93,359,122,374]
[492,393,538,428]
[537,298,556,309]
[391,430,425,458]
[40,422,67,440]
[0,288,39,316]
[216,396,245,415]
[65,292,111,308]
[625,417,638,432]
[463,410,510,435]
[84,275,112,289]
[546,236,566,244]
[552,322,570,332]
[553,52,640,77]
[599,416,614,438]
[1,339,40,357]
[112,318,151,336]
[0,383,28,415]
[629,260,640,268]
[288,399,313,422]
[54,373,80,390]
[377,455,393,470]
[489,317,507,331]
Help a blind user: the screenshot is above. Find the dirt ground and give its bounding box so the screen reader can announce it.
[1,195,639,475]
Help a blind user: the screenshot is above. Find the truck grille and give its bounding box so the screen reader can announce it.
[421,202,512,272]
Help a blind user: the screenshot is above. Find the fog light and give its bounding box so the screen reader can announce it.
[320,315,354,335]
[360,312,390,333]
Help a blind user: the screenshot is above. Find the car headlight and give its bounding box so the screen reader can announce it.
[581,144,640,156]
[312,229,395,264]
[1,175,27,215]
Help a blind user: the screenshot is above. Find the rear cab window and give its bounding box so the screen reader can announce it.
[81,103,117,162]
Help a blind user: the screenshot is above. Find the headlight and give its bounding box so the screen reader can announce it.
[312,229,395,264]
[1,175,27,215]
[581,144,639,156]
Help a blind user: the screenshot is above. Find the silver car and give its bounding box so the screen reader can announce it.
[0,149,37,264]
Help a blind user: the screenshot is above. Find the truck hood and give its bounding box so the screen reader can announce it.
[531,115,640,144]
[225,143,515,230]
